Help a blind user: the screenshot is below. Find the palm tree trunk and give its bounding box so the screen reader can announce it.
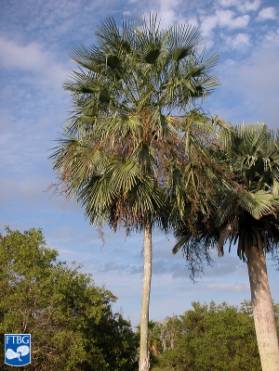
[139,223,152,371]
[246,245,279,371]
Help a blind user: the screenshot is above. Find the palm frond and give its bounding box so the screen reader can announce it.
[239,190,279,220]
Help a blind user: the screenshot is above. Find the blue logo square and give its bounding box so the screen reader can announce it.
[4,334,31,367]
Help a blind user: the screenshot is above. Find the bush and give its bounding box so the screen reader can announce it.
[0,228,137,370]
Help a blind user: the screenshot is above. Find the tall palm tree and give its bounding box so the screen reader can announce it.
[52,15,217,371]
[173,123,279,371]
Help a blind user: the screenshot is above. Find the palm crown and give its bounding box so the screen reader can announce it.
[52,15,217,231]
[174,123,279,265]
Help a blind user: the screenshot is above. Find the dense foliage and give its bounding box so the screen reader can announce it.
[150,302,278,371]
[2,228,279,370]
[0,228,137,371]
[52,15,218,232]
[173,123,279,273]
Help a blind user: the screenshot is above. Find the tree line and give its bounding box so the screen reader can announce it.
[150,302,279,371]
[0,228,137,370]
[1,228,278,370]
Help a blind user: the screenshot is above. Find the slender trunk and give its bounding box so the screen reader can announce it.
[246,245,279,371]
[139,223,152,371]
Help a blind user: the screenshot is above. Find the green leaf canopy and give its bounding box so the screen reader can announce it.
[173,123,279,270]
[52,15,218,231]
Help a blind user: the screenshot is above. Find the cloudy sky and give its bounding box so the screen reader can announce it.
[0,0,279,325]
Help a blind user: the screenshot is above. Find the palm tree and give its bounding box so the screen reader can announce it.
[173,123,279,371]
[52,15,217,371]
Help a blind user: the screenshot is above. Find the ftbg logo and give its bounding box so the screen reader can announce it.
[4,334,31,367]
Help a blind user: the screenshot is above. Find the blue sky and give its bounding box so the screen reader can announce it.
[0,0,279,325]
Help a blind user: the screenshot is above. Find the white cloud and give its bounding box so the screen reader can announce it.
[225,13,250,28]
[141,0,199,29]
[184,16,199,29]
[141,0,181,29]
[151,0,195,28]
[238,0,261,12]
[218,0,261,12]
[200,14,218,34]
[265,27,279,42]
[241,0,261,12]
[225,32,251,49]
[200,9,250,36]
[157,0,179,27]
[0,37,69,89]
[218,0,240,7]
[257,7,277,21]
[123,10,131,16]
